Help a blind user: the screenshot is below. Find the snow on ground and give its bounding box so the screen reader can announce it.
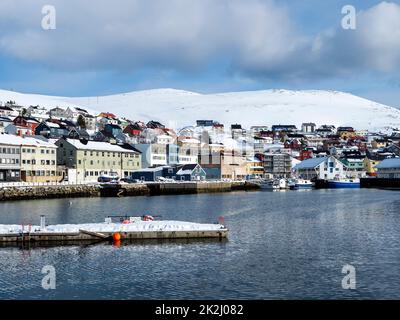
[0,221,225,234]
[1,88,400,131]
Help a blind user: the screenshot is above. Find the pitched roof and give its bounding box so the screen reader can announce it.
[62,138,137,153]
[376,158,400,169]
[176,164,202,175]
[294,157,328,169]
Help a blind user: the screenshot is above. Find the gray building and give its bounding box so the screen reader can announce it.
[0,134,22,182]
[263,153,292,178]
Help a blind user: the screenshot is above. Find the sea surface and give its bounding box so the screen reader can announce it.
[0,189,400,299]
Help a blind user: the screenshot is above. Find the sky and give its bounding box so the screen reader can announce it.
[0,0,400,108]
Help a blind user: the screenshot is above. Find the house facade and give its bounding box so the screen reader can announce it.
[56,138,141,183]
[294,156,347,180]
[263,152,292,178]
[20,137,60,183]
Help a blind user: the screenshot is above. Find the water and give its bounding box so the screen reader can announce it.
[0,189,400,299]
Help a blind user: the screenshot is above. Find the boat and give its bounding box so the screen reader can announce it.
[254,179,280,190]
[289,179,314,190]
[327,178,360,189]
[98,172,120,183]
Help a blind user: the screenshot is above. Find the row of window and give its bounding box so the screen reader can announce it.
[21,159,56,165]
[84,171,133,177]
[22,148,55,154]
[83,151,138,158]
[0,158,19,164]
[77,159,139,167]
[24,170,60,177]
[0,147,20,154]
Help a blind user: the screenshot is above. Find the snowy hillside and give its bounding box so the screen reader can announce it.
[1,88,400,131]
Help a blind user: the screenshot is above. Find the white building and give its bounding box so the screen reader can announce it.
[134,143,167,168]
[294,156,347,180]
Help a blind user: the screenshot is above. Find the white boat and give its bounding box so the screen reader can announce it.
[98,172,120,183]
[290,179,314,190]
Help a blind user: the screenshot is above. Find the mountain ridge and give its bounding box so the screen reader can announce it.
[1,88,399,131]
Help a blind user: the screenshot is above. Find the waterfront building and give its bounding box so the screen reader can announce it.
[221,152,247,180]
[0,134,21,182]
[246,157,264,178]
[134,143,167,168]
[263,152,292,178]
[56,138,141,183]
[293,156,347,180]
[176,164,206,181]
[376,158,400,179]
[340,151,366,178]
[20,137,61,182]
[178,138,199,165]
[130,166,165,181]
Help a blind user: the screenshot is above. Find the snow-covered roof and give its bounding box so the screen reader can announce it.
[294,157,328,170]
[23,136,57,148]
[176,164,200,175]
[376,158,400,169]
[64,138,136,153]
[0,134,25,145]
[0,134,56,148]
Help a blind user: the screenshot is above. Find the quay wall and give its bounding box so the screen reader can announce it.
[0,181,260,202]
[360,178,400,189]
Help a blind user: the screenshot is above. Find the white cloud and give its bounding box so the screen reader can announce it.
[0,1,400,81]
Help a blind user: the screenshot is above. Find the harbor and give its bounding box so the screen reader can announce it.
[1,189,400,299]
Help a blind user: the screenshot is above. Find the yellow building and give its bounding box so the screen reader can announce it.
[56,138,141,183]
[20,137,61,182]
[246,157,264,177]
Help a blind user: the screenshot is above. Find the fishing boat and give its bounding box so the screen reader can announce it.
[289,179,314,190]
[327,178,360,189]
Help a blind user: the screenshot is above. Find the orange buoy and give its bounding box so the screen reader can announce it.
[112,232,121,241]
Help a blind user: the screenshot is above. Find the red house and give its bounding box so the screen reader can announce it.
[13,116,40,131]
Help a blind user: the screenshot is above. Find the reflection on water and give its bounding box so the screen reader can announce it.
[1,189,400,299]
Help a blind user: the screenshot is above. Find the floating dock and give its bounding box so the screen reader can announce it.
[0,219,228,244]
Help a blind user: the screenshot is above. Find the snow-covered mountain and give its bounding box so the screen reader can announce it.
[1,88,400,131]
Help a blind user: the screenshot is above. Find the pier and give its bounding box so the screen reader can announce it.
[0,220,228,244]
[0,181,260,201]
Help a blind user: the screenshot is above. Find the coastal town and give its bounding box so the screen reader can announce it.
[0,99,400,189]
